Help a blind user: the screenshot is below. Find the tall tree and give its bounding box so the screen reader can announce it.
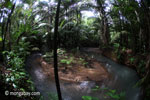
[53,0,62,100]
[96,0,110,46]
[1,1,16,51]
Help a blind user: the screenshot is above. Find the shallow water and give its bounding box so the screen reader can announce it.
[26,49,142,100]
[81,48,142,100]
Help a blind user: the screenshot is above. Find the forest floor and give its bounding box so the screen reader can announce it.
[40,49,109,82]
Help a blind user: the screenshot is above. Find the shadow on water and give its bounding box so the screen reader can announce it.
[25,49,142,100]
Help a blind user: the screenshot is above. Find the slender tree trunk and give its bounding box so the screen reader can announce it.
[2,3,16,51]
[8,21,11,51]
[118,12,123,47]
[97,0,110,46]
[2,22,5,51]
[53,0,62,100]
[76,9,79,48]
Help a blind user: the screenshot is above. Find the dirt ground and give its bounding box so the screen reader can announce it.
[41,57,109,83]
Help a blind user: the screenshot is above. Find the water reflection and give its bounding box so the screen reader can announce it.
[26,49,142,100]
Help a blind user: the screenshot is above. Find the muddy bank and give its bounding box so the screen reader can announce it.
[25,53,110,100]
[25,53,109,83]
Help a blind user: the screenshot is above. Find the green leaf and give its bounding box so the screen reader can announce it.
[96,86,99,89]
[103,87,108,90]
[59,19,65,28]
[15,73,20,78]
[4,0,13,8]
[11,76,15,81]
[20,88,25,92]
[82,96,92,100]
[60,59,67,63]
[109,89,116,93]
[92,86,100,91]
[111,94,119,99]
[66,61,71,65]
[106,92,113,97]
[20,72,26,75]
[82,96,99,100]
[92,88,99,91]
[130,57,135,63]
[0,36,2,42]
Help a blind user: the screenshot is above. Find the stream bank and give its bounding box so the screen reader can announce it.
[25,48,142,100]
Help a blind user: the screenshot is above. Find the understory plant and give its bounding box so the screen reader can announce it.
[1,42,36,99]
[82,86,125,100]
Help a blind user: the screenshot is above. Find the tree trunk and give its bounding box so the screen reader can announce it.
[2,22,5,51]
[140,0,150,52]
[2,3,16,51]
[97,0,110,46]
[8,20,11,51]
[53,0,62,100]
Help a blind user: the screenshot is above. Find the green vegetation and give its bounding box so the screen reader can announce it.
[82,96,99,100]
[0,0,150,100]
[44,48,89,67]
[83,87,125,100]
[40,92,58,100]
[1,44,36,99]
[105,90,125,100]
